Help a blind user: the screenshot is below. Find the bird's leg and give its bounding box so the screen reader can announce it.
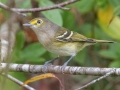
[42,57,59,73]
[61,55,74,73]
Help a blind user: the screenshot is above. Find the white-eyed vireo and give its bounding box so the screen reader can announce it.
[23,17,114,73]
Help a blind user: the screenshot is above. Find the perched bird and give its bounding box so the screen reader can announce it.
[23,17,114,73]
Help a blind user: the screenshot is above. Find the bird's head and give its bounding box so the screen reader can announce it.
[23,17,60,34]
[23,18,47,29]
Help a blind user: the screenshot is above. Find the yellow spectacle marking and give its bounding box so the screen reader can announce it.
[29,18,43,25]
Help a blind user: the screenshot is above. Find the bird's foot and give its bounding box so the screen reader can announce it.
[42,57,59,73]
[42,61,52,73]
[61,62,68,74]
[61,56,74,74]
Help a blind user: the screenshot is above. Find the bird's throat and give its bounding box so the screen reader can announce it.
[36,31,53,48]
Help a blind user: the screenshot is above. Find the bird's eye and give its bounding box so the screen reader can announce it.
[37,20,41,24]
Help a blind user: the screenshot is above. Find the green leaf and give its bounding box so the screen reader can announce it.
[15,31,25,50]
[37,0,62,26]
[49,53,57,59]
[11,31,25,62]
[113,5,120,16]
[99,50,118,59]
[109,60,120,67]
[62,10,76,30]
[25,57,46,64]
[74,49,86,64]
[20,43,46,60]
[17,0,31,8]
[108,0,120,7]
[98,19,120,40]
[79,23,92,36]
[11,50,22,62]
[1,0,7,4]
[79,23,107,38]
[109,43,120,55]
[10,72,26,82]
[73,0,95,14]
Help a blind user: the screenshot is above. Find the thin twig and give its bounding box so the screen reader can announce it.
[74,69,116,90]
[0,2,26,16]
[1,63,120,75]
[0,0,79,18]
[4,0,79,13]
[1,73,35,90]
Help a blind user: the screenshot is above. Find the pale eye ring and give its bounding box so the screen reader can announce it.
[37,20,41,24]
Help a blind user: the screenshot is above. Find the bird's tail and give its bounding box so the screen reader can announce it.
[94,39,114,43]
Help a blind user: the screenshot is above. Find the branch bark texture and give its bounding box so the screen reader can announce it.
[1,63,120,75]
[0,2,26,16]
[75,69,115,90]
[0,0,79,13]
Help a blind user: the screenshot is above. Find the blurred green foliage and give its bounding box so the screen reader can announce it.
[11,31,47,64]
[37,0,63,26]
[1,0,120,90]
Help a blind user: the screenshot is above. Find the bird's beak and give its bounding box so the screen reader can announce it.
[23,23,32,27]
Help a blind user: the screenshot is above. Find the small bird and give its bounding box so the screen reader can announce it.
[23,17,114,73]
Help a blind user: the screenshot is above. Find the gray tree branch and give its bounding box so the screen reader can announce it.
[0,0,79,13]
[1,73,35,90]
[1,63,120,75]
[74,69,115,90]
[0,2,26,16]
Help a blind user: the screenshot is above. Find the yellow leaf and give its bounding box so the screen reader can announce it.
[97,5,120,40]
[98,18,120,40]
[97,5,114,25]
[22,73,63,87]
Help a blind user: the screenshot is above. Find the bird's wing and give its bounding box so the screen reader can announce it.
[55,28,96,43]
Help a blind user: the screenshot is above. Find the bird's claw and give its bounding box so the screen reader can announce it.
[42,62,52,73]
[42,57,58,73]
[61,62,67,74]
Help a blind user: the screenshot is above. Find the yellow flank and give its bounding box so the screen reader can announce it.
[45,41,86,56]
[53,42,78,56]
